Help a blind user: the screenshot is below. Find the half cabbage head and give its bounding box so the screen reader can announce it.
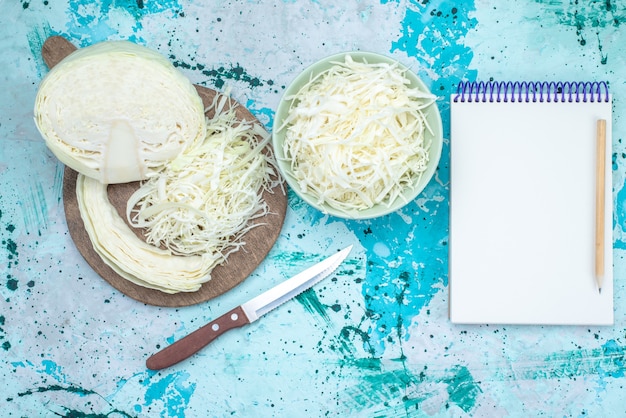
[34,41,206,184]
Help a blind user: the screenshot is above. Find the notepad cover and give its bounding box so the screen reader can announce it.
[449,84,613,325]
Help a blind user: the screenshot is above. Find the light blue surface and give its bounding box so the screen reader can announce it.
[2,1,626,416]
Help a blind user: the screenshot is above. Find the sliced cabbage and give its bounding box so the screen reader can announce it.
[76,94,280,293]
[34,41,206,184]
[76,174,220,293]
[127,94,281,257]
[277,55,436,214]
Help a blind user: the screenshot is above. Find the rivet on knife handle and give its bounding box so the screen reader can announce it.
[146,306,250,370]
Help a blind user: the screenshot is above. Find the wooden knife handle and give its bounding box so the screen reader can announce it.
[146,306,250,370]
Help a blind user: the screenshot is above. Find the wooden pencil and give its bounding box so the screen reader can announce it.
[596,119,606,293]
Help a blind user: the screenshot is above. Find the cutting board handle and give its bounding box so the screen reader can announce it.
[42,36,78,69]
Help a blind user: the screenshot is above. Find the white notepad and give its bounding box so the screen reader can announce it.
[449,81,613,325]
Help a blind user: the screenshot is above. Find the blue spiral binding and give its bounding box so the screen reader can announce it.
[453,81,610,103]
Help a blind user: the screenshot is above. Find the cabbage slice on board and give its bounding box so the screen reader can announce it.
[77,173,220,294]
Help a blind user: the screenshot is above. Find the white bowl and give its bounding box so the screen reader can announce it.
[272,51,443,219]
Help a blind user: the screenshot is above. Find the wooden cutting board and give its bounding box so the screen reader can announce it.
[41,36,287,307]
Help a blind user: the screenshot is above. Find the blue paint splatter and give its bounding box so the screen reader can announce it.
[614,178,626,249]
[143,371,196,418]
[597,339,626,382]
[492,339,626,384]
[331,358,482,414]
[64,0,183,46]
[8,360,136,416]
[26,21,54,77]
[391,0,478,138]
[532,0,626,63]
[40,359,68,384]
[443,365,482,412]
[245,99,276,130]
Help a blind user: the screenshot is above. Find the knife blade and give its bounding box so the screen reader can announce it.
[146,245,353,370]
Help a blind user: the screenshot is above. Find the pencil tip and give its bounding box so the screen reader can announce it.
[599,287,602,294]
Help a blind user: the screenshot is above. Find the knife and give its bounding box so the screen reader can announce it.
[146,245,353,370]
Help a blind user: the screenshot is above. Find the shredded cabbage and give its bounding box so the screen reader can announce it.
[77,94,280,293]
[34,41,206,184]
[126,94,280,257]
[277,55,435,215]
